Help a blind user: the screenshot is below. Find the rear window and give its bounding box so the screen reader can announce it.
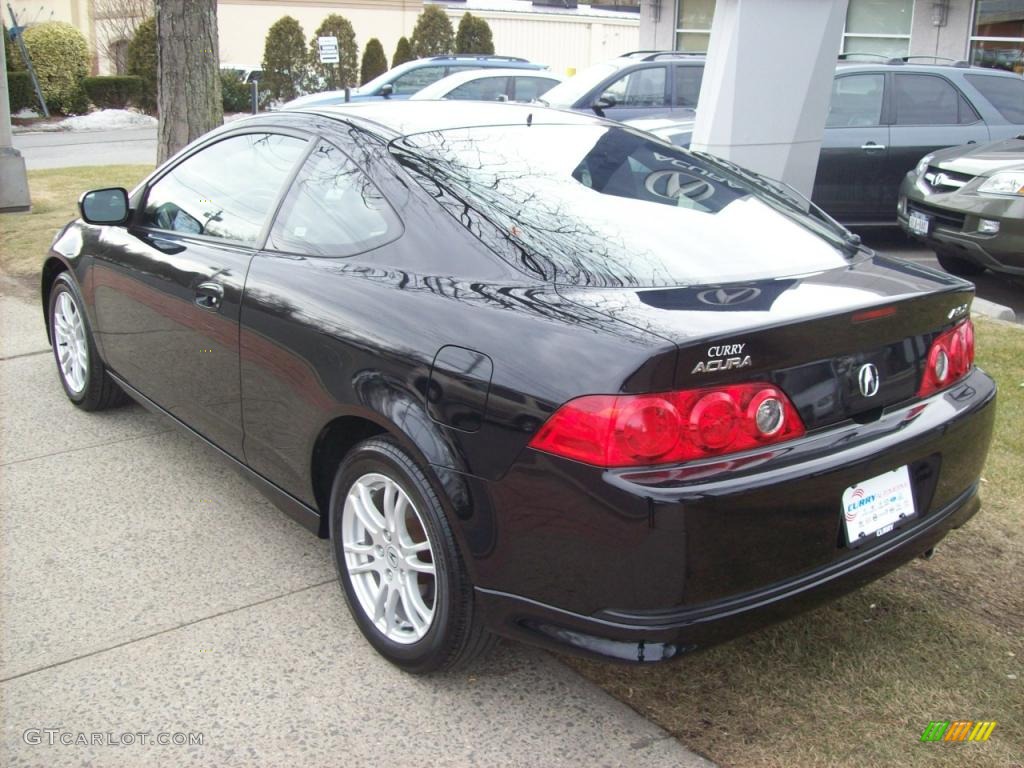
[392,125,851,287]
[965,74,1024,123]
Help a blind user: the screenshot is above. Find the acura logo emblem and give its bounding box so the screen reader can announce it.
[644,170,715,202]
[858,363,880,398]
[697,286,762,306]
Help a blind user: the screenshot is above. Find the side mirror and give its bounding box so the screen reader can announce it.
[591,92,617,117]
[79,187,129,225]
[380,83,394,99]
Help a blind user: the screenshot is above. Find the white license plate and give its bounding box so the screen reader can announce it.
[842,466,916,547]
[908,210,930,236]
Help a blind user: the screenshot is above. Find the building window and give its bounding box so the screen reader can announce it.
[969,0,1024,73]
[675,0,715,52]
[842,0,913,59]
[674,0,913,59]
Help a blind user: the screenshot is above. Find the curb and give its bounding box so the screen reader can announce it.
[972,297,1016,323]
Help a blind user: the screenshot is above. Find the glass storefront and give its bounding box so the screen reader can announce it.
[970,0,1024,73]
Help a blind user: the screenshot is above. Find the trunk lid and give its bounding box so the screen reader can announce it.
[556,254,974,430]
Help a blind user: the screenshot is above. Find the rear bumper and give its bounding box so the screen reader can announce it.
[468,367,996,662]
[476,482,979,663]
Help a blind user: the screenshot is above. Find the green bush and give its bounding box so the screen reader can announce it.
[411,6,454,58]
[392,36,414,68]
[220,71,268,112]
[83,75,142,109]
[261,15,307,102]
[455,13,495,55]
[307,14,358,91]
[360,38,387,85]
[126,17,157,114]
[7,71,35,112]
[21,21,90,115]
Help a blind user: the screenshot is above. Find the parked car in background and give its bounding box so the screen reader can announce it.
[221,63,262,84]
[47,102,995,673]
[283,55,548,109]
[541,50,704,120]
[899,135,1024,277]
[410,68,564,103]
[615,56,1024,225]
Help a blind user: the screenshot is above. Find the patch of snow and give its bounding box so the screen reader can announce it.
[15,109,157,133]
[13,108,39,119]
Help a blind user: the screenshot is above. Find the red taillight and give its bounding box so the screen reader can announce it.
[918,319,974,398]
[528,383,805,468]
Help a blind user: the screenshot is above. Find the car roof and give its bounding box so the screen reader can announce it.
[304,100,603,139]
[427,67,563,84]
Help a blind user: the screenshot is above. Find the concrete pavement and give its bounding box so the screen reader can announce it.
[0,277,713,768]
[11,128,156,170]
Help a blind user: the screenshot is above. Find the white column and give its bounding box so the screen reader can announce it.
[690,0,849,198]
[1,28,30,213]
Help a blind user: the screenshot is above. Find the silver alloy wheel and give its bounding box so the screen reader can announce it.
[342,472,437,644]
[53,291,88,395]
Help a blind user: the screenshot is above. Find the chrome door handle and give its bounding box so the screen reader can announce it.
[860,142,886,151]
[195,281,224,310]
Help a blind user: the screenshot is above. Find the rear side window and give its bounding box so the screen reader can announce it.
[826,74,885,127]
[893,74,979,126]
[269,140,399,257]
[965,74,1024,123]
[673,65,704,107]
[513,76,557,102]
[603,66,668,108]
[142,133,306,244]
[448,76,508,101]
[391,66,446,95]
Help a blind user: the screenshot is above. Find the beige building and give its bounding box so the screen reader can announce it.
[10,0,639,78]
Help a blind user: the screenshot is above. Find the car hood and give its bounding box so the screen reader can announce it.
[932,136,1024,176]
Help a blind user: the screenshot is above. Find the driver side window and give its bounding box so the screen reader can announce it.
[603,66,668,108]
[142,133,307,245]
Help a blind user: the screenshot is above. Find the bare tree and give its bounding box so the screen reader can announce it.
[155,0,222,163]
[94,0,153,73]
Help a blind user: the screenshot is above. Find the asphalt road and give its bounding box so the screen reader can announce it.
[857,228,1023,324]
[12,127,157,169]
[0,274,712,768]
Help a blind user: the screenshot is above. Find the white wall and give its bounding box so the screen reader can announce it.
[439,7,639,74]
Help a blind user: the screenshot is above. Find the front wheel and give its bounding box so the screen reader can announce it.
[329,437,494,673]
[48,273,128,410]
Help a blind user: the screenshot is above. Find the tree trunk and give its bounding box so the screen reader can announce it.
[155,0,222,164]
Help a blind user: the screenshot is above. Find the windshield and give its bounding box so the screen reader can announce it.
[392,124,855,288]
[541,63,619,107]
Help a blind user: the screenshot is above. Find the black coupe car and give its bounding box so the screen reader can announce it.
[44,102,996,673]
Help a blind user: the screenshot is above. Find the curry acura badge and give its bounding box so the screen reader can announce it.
[692,342,752,374]
[858,363,880,398]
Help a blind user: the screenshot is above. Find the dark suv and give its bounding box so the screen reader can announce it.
[553,53,1024,225]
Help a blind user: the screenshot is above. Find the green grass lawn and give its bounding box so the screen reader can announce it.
[567,318,1023,768]
[0,165,152,279]
[2,166,1021,768]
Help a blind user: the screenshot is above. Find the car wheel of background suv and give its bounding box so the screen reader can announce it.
[936,250,986,277]
[329,436,495,673]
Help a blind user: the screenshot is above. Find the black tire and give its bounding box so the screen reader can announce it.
[329,436,495,673]
[936,251,985,277]
[48,272,129,411]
